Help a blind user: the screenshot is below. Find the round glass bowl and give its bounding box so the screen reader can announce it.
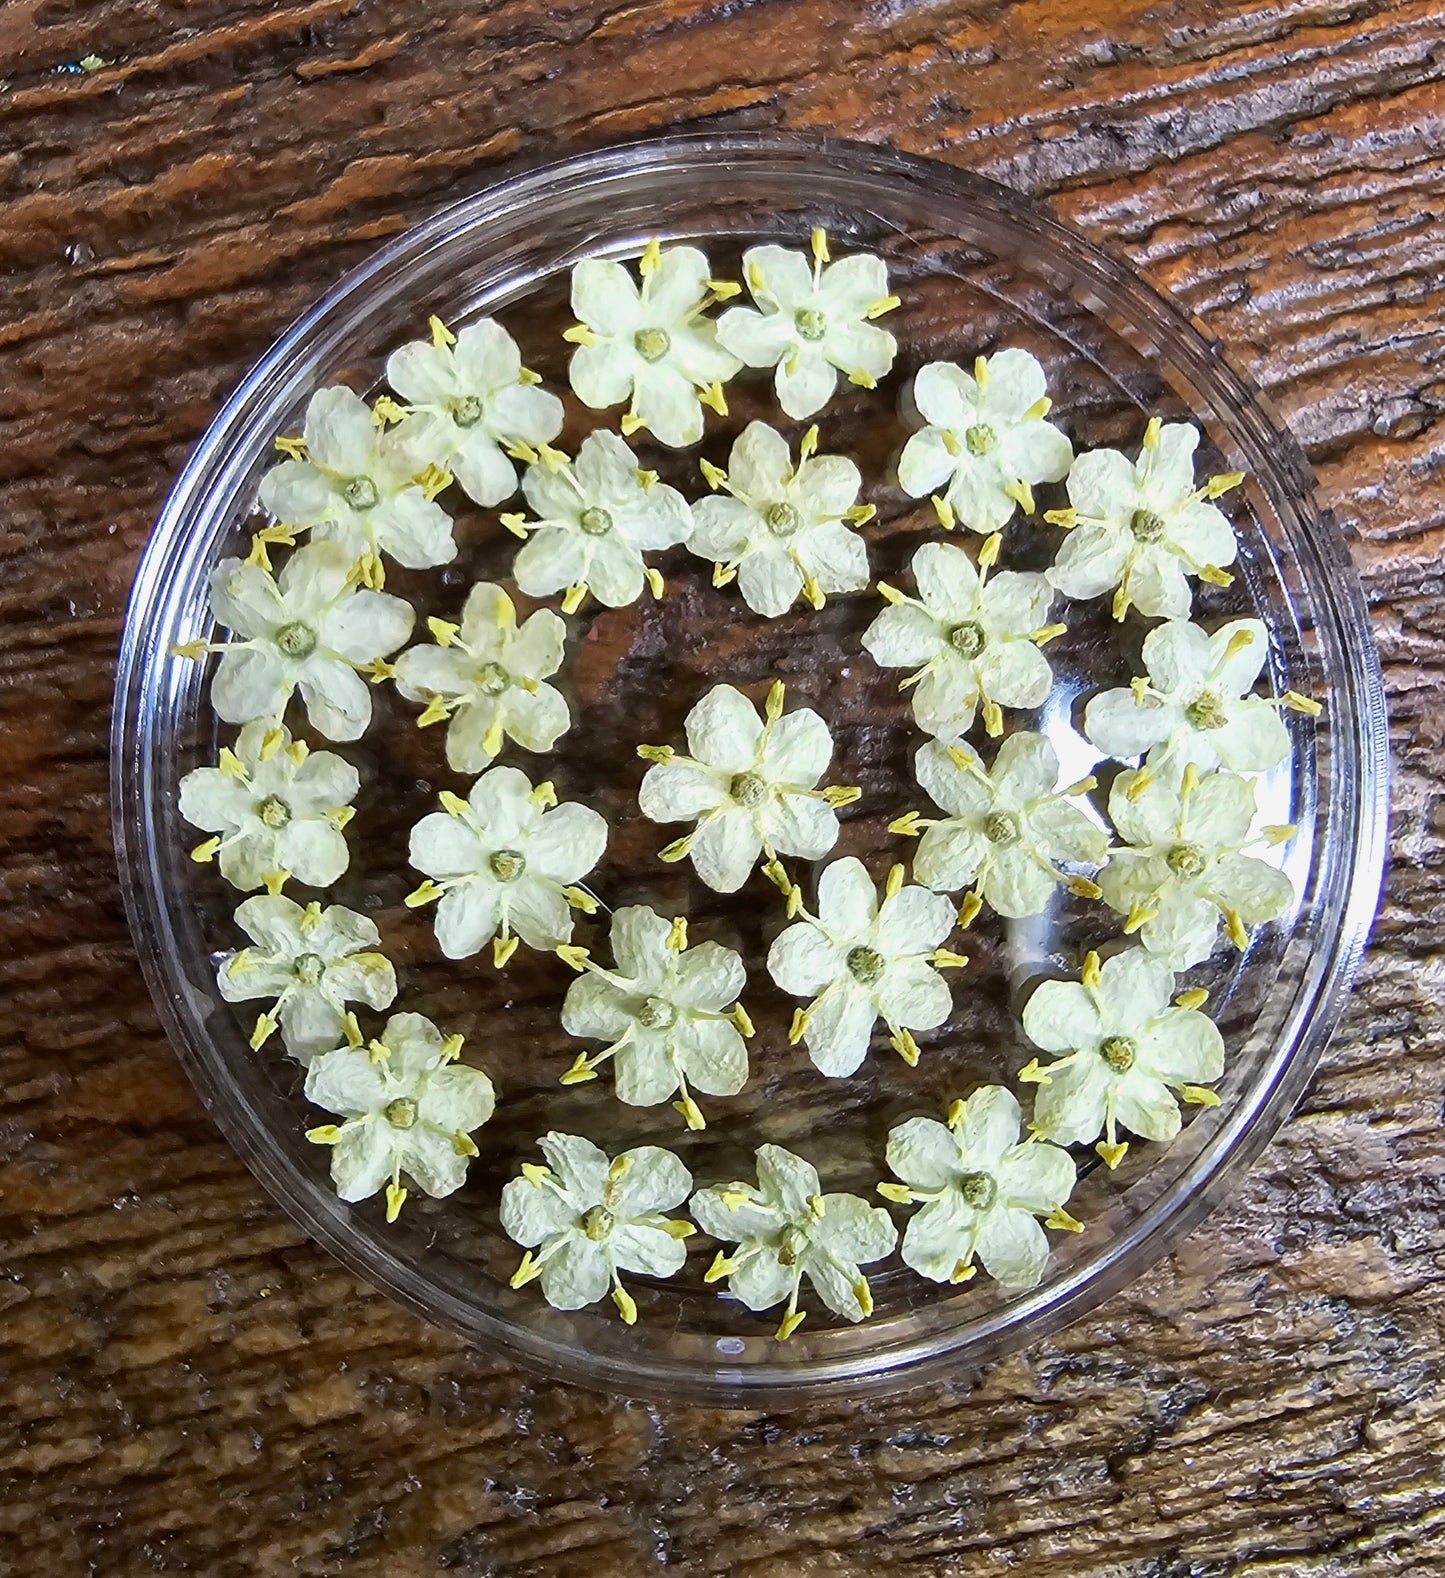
[113,133,1388,1406]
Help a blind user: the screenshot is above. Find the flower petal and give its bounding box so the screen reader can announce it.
[685,684,763,773]
[768,921,847,997]
[975,1207,1051,1290]
[690,808,763,893]
[804,981,879,1077]
[876,885,955,956]
[1022,979,1103,1055]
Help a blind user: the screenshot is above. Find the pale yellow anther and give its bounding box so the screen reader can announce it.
[482,718,505,761]
[190,836,221,864]
[1124,899,1158,934]
[371,394,405,426]
[644,566,666,600]
[847,503,877,525]
[978,532,1002,571]
[776,1309,807,1341]
[530,779,558,808]
[673,1095,705,1131]
[982,701,1003,737]
[889,810,922,836]
[973,355,990,392]
[658,834,694,863]
[170,639,208,661]
[452,1132,480,1158]
[949,1261,977,1285]
[507,440,540,464]
[1024,395,1053,421]
[1004,479,1035,516]
[720,1188,751,1211]
[704,1251,736,1284]
[877,1181,915,1204]
[810,227,830,266]
[866,294,900,319]
[559,1056,598,1086]
[765,679,786,724]
[891,1028,920,1067]
[1264,823,1299,845]
[428,314,455,348]
[636,743,674,764]
[1283,690,1323,716]
[261,869,289,896]
[747,260,767,293]
[274,434,307,461]
[419,464,454,502]
[521,1163,552,1185]
[1175,987,1210,1011]
[510,1251,544,1288]
[1131,675,1151,703]
[1045,1206,1084,1233]
[711,561,737,588]
[244,535,271,571]
[799,424,820,460]
[362,658,395,685]
[1205,470,1245,499]
[801,574,825,610]
[608,1154,634,1183]
[556,944,590,972]
[885,863,906,900]
[707,278,742,300]
[1031,622,1067,646]
[300,902,323,931]
[1182,1084,1222,1107]
[620,413,647,439]
[823,785,861,807]
[1018,1058,1052,1086]
[342,1012,363,1048]
[561,583,588,615]
[788,1007,811,1045]
[562,323,597,347]
[1224,628,1257,661]
[931,494,956,530]
[306,1124,342,1145]
[564,886,599,914]
[876,581,905,604]
[404,879,443,908]
[946,1097,968,1130]
[1198,564,1235,588]
[847,369,878,390]
[417,695,452,729]
[1064,876,1104,902]
[785,884,804,918]
[438,789,469,817]
[492,934,519,969]
[536,443,568,473]
[440,1034,464,1062]
[1181,762,1201,797]
[1096,1140,1129,1170]
[1142,417,1162,450]
[662,1219,696,1240]
[957,891,983,928]
[635,467,659,492]
[1081,950,1103,990]
[1224,908,1250,950]
[1125,768,1155,802]
[700,381,729,417]
[249,1013,278,1051]
[1111,584,1132,622]
[286,739,309,766]
[731,1003,755,1038]
[1044,507,1079,529]
[640,237,663,276]
[518,366,543,385]
[933,948,970,970]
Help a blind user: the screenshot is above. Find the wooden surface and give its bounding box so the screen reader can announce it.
[2,1,1443,1573]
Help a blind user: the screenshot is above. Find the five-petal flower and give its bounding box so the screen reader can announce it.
[567,241,740,448]
[501,1133,694,1322]
[897,734,1108,918]
[384,317,564,506]
[407,766,607,964]
[862,537,1059,741]
[717,230,898,419]
[392,583,569,773]
[637,682,848,894]
[1046,420,1241,620]
[1098,764,1295,968]
[897,350,1073,534]
[883,1086,1078,1288]
[510,431,692,609]
[217,894,397,1062]
[767,856,959,1076]
[1021,948,1225,1166]
[689,421,871,616]
[257,386,456,582]
[304,1012,495,1221]
[179,720,358,893]
[690,1144,897,1339]
[560,907,750,1129]
[1083,616,1292,775]
[196,541,414,741]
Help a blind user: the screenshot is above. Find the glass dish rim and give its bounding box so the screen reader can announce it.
[111,129,1390,1406]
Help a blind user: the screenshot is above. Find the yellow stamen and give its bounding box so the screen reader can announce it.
[885,862,905,900]
[932,494,956,530]
[530,780,558,808]
[404,879,444,908]
[1198,564,1235,587]
[876,581,905,605]
[810,227,830,265]
[665,916,688,951]
[731,1003,754,1037]
[1044,507,1079,529]
[776,1309,807,1341]
[704,1251,737,1284]
[891,1028,920,1067]
[765,679,786,723]
[957,891,983,928]
[562,324,597,347]
[932,948,970,970]
[564,886,598,914]
[699,458,727,490]
[1003,478,1035,516]
[673,1096,705,1131]
[1045,1206,1084,1233]
[658,834,693,863]
[190,836,221,864]
[877,1181,915,1204]
[1018,1058,1052,1085]
[867,294,900,319]
[1081,950,1103,990]
[510,1251,544,1288]
[788,1007,811,1045]
[1096,1140,1129,1169]
[644,566,666,600]
[1205,470,1245,499]
[560,1055,598,1086]
[699,381,729,417]
[822,785,861,807]
[556,944,590,972]
[1283,690,1323,716]
[889,810,922,836]
[1182,1084,1222,1107]
[950,1261,977,1284]
[521,1163,551,1186]
[561,583,588,615]
[249,1013,278,1051]
[1175,987,1210,1011]
[492,934,519,968]
[306,1124,341,1145]
[1142,417,1162,450]
[636,743,674,764]
[438,789,469,817]
[1065,876,1103,901]
[261,869,289,896]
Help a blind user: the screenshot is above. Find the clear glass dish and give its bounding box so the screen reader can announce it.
[112,133,1389,1406]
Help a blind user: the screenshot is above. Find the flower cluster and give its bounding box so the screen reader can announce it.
[175,225,1318,1343]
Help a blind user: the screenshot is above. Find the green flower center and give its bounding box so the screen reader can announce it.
[583,1205,615,1241]
[579,506,613,536]
[343,476,379,510]
[965,423,997,456]
[949,621,986,658]
[634,327,671,362]
[778,1224,810,1266]
[474,661,511,696]
[958,1172,997,1210]
[636,996,677,1031]
[1166,843,1208,879]
[1186,691,1228,730]
[293,953,325,988]
[384,1097,418,1129]
[1131,508,1167,542]
[729,772,769,810]
[795,307,827,342]
[274,621,317,660]
[452,394,485,428]
[489,849,527,882]
[1100,1036,1137,1073]
[255,795,291,830]
[765,502,802,537]
[846,946,885,986]
[984,811,1021,846]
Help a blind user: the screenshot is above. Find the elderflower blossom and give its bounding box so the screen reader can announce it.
[392,583,569,774]
[188,541,414,742]
[690,1144,897,1340]
[384,316,564,506]
[882,1086,1078,1289]
[1046,420,1241,620]
[407,765,607,965]
[509,430,692,609]
[257,386,456,582]
[1083,616,1295,774]
[637,682,850,894]
[559,907,750,1129]
[861,537,1060,742]
[688,421,871,617]
[1021,948,1225,1166]
[897,350,1073,534]
[716,229,898,419]
[566,241,740,448]
[304,1013,495,1221]
[501,1134,694,1323]
[894,735,1108,918]
[178,720,358,893]
[217,894,397,1062]
[1098,765,1295,969]
[767,857,959,1077]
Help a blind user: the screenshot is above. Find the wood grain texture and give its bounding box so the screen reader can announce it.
[1,1,1443,1573]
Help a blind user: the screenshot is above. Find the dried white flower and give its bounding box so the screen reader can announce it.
[406,766,607,964]
[767,857,959,1077]
[689,421,870,616]
[392,583,569,774]
[304,1013,495,1221]
[690,1144,897,1340]
[501,1134,694,1322]
[897,350,1072,534]
[717,229,897,419]
[217,894,396,1062]
[862,536,1059,742]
